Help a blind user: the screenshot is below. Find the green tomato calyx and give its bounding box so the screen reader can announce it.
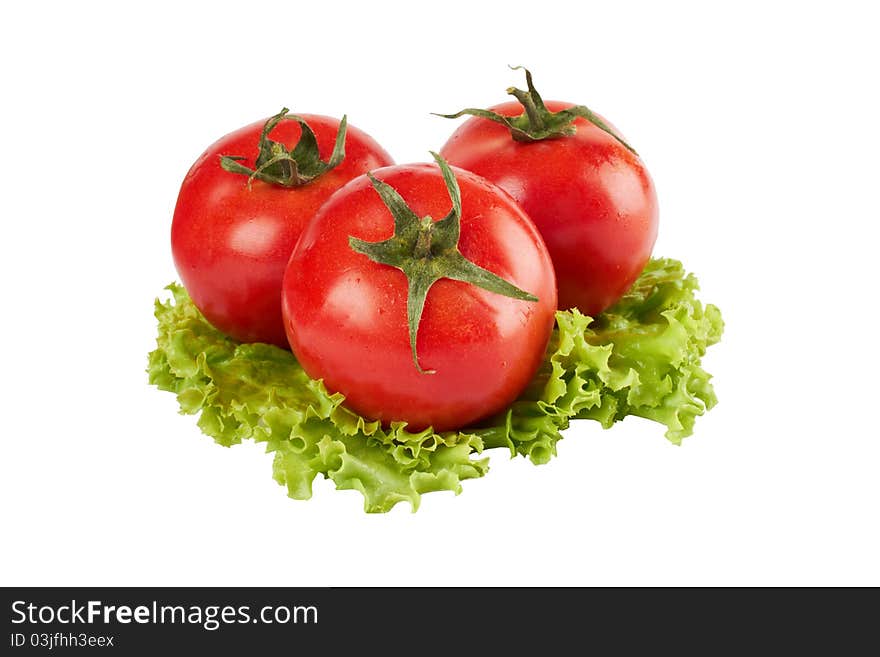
[220,108,347,188]
[349,152,538,374]
[435,67,637,153]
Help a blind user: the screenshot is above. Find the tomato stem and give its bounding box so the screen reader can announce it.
[434,67,637,154]
[219,108,348,188]
[348,153,538,374]
[507,87,545,131]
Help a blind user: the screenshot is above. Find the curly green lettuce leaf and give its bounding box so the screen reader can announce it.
[473,258,724,463]
[148,258,722,511]
[147,284,488,512]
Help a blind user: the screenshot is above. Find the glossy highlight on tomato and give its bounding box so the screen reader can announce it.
[171,114,393,347]
[281,163,557,431]
[441,100,658,316]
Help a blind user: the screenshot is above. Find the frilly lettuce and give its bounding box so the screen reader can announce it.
[148,258,723,512]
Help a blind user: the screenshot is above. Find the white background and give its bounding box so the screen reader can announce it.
[1,1,877,586]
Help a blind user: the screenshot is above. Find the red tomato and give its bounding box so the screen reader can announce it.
[171,113,393,346]
[281,162,557,431]
[440,99,658,316]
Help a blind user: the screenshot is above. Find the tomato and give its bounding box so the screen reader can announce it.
[171,110,393,347]
[281,156,557,431]
[439,73,658,316]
